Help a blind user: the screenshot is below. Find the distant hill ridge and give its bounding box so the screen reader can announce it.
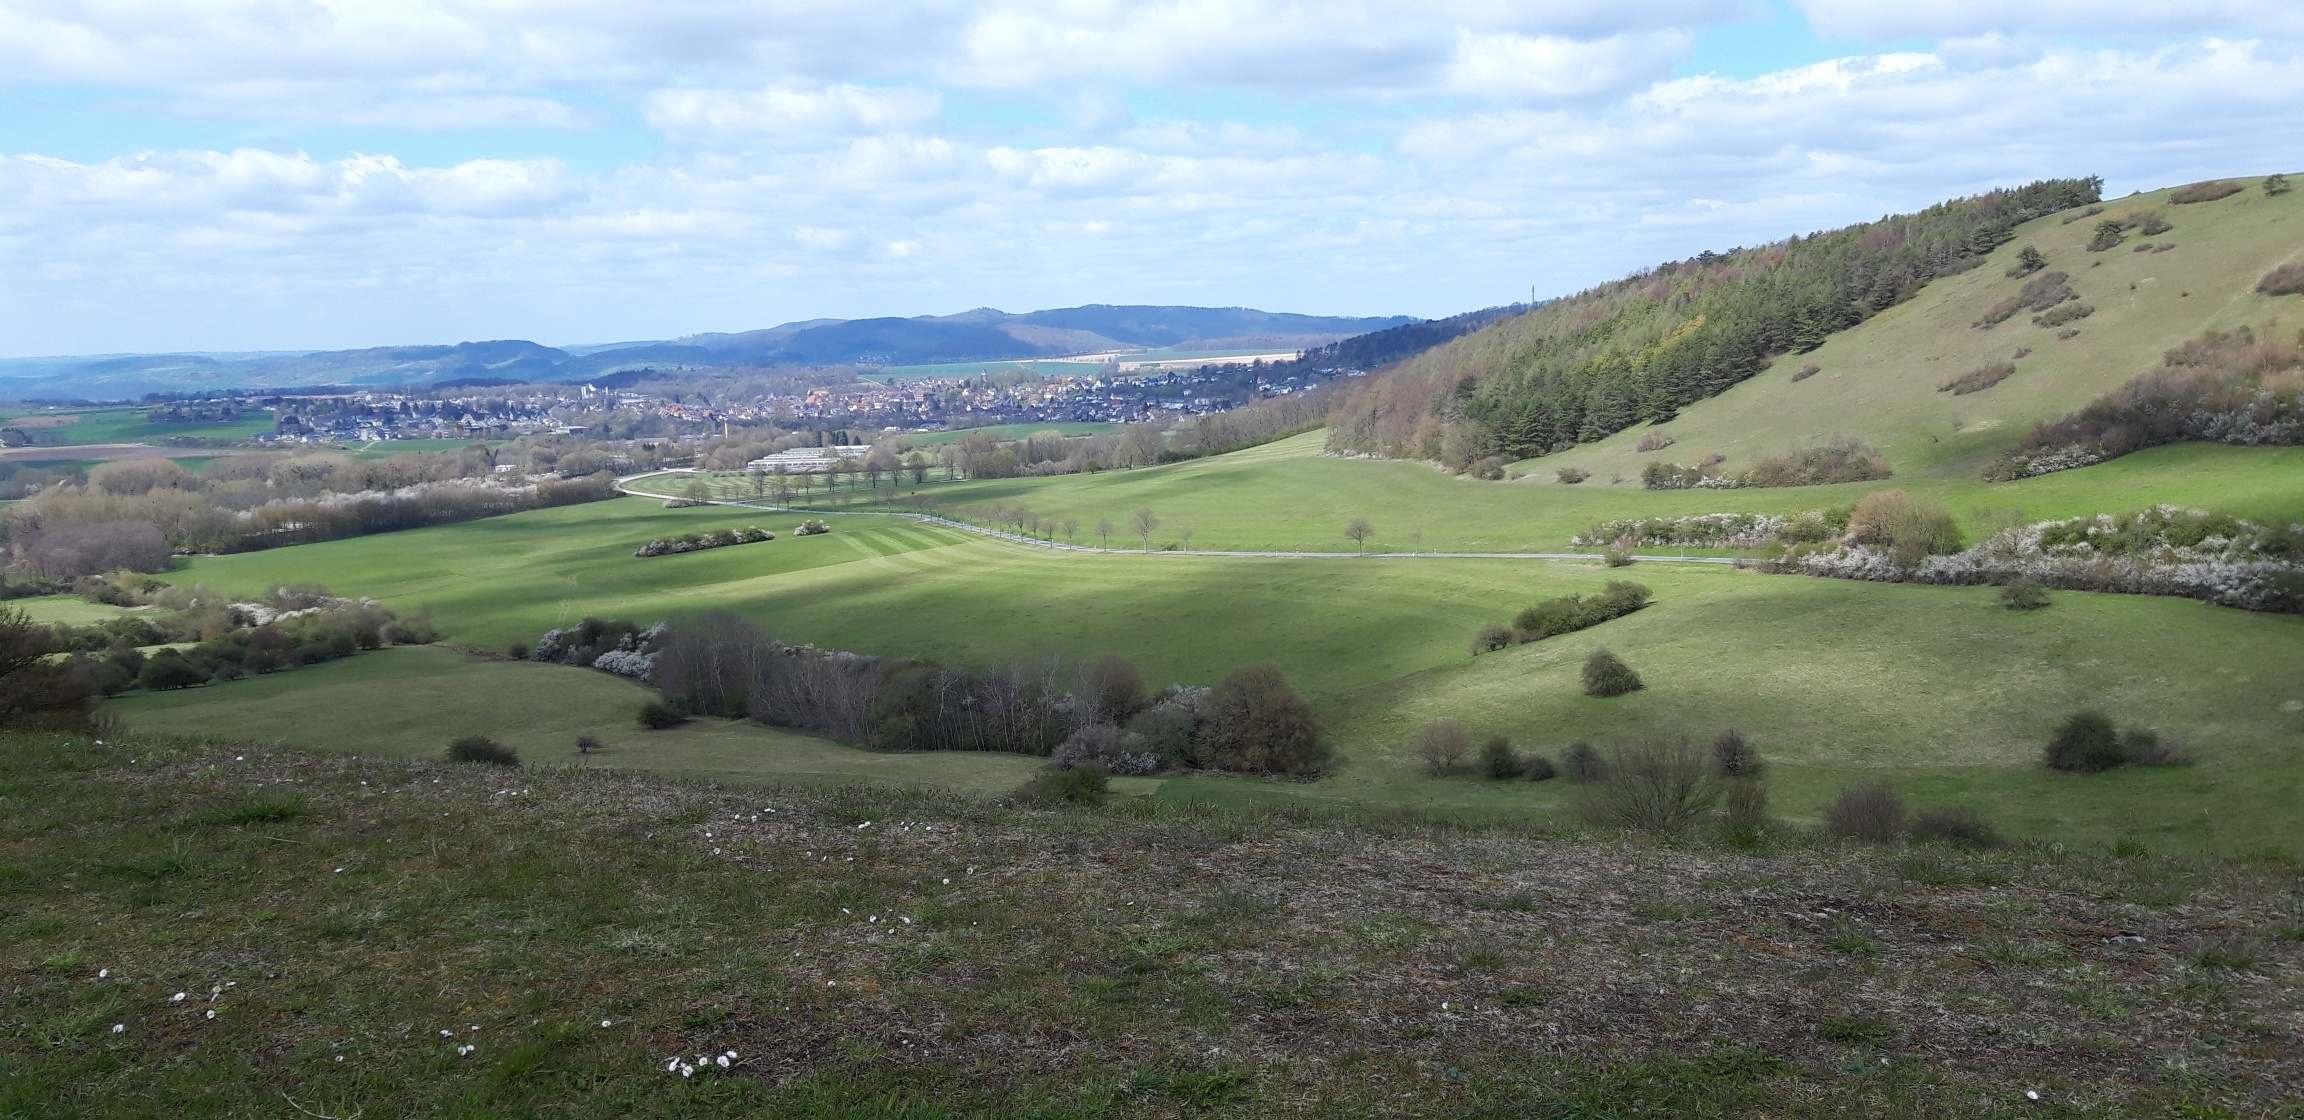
[0,305,1415,400]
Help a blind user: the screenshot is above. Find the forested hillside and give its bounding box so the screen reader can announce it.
[1327,178,2104,468]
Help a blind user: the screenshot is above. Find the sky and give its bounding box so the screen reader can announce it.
[2,0,2301,357]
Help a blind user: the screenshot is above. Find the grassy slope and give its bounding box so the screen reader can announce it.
[153,502,2304,851]
[1549,177,2304,485]
[107,646,1063,796]
[7,733,2301,1118]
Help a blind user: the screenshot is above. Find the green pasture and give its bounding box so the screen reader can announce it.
[2,405,275,446]
[139,494,2304,852]
[640,430,2304,555]
[107,645,1076,795]
[6,594,131,626]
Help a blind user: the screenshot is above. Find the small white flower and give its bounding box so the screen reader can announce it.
[716,1055,730,1068]
[2026,1091,2039,1101]
[666,1058,680,1072]
[600,1020,613,1028]
[334,868,345,874]
[97,969,108,978]
[457,1044,475,1056]
[724,1050,737,1060]
[679,1064,694,1078]
[205,1010,215,1020]
[440,1029,455,1037]
[235,756,244,761]
[170,992,186,1003]
[111,1023,125,1033]
[941,878,949,885]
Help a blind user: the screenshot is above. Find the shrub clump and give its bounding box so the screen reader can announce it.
[1014,764,1109,807]
[1522,753,1558,781]
[1939,362,2015,395]
[1975,271,2075,328]
[1469,622,1513,655]
[2257,263,2304,297]
[1554,466,1590,484]
[1051,724,1158,776]
[793,519,832,536]
[1909,807,2003,849]
[1999,577,2050,610]
[1581,649,1643,697]
[1478,736,1522,779]
[2006,245,2047,277]
[2170,180,2243,205]
[638,700,688,730]
[1846,490,1962,567]
[1636,429,1677,452]
[2032,302,2093,329]
[446,736,519,767]
[1739,437,1893,487]
[1711,729,1761,777]
[2265,173,2291,197]
[2043,710,2125,772]
[1561,741,1604,783]
[1506,581,1652,643]
[1823,782,1906,843]
[1571,738,1721,835]
[2086,220,2126,252]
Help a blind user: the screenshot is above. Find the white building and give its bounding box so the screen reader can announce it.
[744,445,873,473]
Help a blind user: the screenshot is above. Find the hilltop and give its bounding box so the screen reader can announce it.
[0,305,1414,401]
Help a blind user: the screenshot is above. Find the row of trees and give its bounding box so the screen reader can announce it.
[560,612,1332,776]
[1324,177,2105,470]
[5,452,615,574]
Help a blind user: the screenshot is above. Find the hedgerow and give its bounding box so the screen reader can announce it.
[1473,582,1651,649]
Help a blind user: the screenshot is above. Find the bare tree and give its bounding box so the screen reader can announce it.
[1413,718,1470,776]
[1061,517,1079,543]
[1179,525,1196,549]
[1096,518,1114,548]
[1131,507,1159,550]
[1344,517,1374,554]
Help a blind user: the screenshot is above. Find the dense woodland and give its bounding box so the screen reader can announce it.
[1325,178,2105,470]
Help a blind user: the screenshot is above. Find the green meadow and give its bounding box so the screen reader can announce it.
[135,489,2304,852]
[1,405,275,445]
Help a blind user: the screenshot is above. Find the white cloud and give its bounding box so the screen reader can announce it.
[644,84,943,142]
[1446,30,1694,101]
[1791,0,2304,39]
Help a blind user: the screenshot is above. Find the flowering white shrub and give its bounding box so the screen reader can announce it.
[591,647,658,680]
[1766,504,2304,613]
[1574,513,1788,549]
[794,519,832,536]
[635,526,773,557]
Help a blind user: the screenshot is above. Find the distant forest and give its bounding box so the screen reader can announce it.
[1324,178,2105,468]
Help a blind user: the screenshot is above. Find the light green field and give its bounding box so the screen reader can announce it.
[106,644,1087,795]
[1,405,275,445]
[137,494,2304,851]
[639,429,2304,555]
[6,594,131,626]
[892,422,1122,446]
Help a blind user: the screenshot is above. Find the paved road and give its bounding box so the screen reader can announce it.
[613,469,1742,566]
